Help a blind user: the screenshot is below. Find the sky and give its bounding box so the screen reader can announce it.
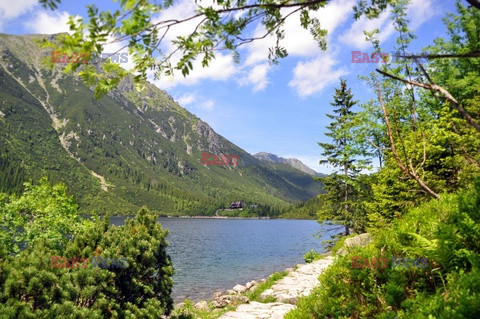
[0,0,466,174]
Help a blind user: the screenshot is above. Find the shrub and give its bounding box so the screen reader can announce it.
[0,178,91,255]
[286,180,480,319]
[303,250,323,263]
[0,207,174,318]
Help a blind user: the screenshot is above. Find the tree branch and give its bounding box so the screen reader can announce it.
[376,69,480,133]
[376,86,440,199]
[395,52,480,60]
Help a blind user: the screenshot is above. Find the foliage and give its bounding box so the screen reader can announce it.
[246,271,289,302]
[287,4,480,317]
[0,177,92,255]
[170,299,236,319]
[351,1,480,228]
[286,179,480,319]
[0,206,174,318]
[280,196,323,219]
[317,79,371,234]
[35,0,406,95]
[303,249,323,263]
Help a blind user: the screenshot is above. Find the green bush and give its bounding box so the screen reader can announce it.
[0,207,174,318]
[286,180,480,319]
[0,178,91,255]
[303,250,323,263]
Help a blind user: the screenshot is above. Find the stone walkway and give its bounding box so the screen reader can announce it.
[219,256,334,319]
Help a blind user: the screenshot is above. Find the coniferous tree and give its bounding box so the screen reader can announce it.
[318,79,369,235]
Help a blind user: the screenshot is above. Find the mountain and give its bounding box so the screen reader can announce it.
[0,33,323,216]
[252,152,324,177]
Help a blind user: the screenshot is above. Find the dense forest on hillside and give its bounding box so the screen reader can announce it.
[0,33,322,217]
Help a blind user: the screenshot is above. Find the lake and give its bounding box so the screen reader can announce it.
[110,217,343,302]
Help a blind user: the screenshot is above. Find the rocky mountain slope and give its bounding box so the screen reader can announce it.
[0,33,323,215]
[253,152,324,177]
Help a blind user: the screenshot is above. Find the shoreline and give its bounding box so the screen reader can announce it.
[160,215,317,221]
[172,251,334,318]
[176,250,332,308]
[165,215,273,219]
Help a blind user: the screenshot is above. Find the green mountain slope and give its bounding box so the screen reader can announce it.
[0,33,323,215]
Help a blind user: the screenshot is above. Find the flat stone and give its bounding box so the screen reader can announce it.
[246,280,257,289]
[259,256,334,304]
[220,302,295,319]
[212,296,231,308]
[194,300,209,310]
[174,302,184,309]
[233,284,247,294]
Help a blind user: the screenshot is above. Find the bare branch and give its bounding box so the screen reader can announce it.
[368,139,385,151]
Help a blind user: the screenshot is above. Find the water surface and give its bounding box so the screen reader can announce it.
[110,217,342,302]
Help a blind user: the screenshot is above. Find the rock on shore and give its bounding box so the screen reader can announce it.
[219,256,334,319]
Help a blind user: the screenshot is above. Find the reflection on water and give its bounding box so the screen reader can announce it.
[110,217,343,302]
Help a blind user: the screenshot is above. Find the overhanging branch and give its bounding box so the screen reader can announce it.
[376,69,480,134]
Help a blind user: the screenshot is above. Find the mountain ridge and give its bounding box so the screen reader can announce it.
[0,33,323,216]
[253,152,325,177]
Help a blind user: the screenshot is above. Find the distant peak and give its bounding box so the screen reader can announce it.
[252,152,322,176]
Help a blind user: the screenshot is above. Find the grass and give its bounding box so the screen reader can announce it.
[303,249,326,263]
[247,271,289,302]
[170,299,236,319]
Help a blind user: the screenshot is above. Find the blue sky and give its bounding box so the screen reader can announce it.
[0,0,465,174]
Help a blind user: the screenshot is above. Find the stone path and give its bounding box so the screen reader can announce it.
[219,256,334,319]
[220,302,295,319]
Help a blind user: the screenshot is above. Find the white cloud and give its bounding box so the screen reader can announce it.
[339,11,392,49]
[0,0,36,19]
[151,52,238,89]
[23,11,72,34]
[288,54,347,97]
[238,63,270,92]
[245,0,354,64]
[201,99,215,111]
[134,0,356,93]
[102,37,135,70]
[0,0,36,31]
[339,0,435,49]
[409,0,436,29]
[240,0,354,92]
[145,0,240,89]
[177,92,196,105]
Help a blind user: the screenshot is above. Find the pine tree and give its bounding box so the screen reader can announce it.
[318,79,369,235]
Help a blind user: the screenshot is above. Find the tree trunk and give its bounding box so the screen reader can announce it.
[344,163,350,235]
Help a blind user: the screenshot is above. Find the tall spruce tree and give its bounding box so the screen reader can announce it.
[318,79,368,235]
